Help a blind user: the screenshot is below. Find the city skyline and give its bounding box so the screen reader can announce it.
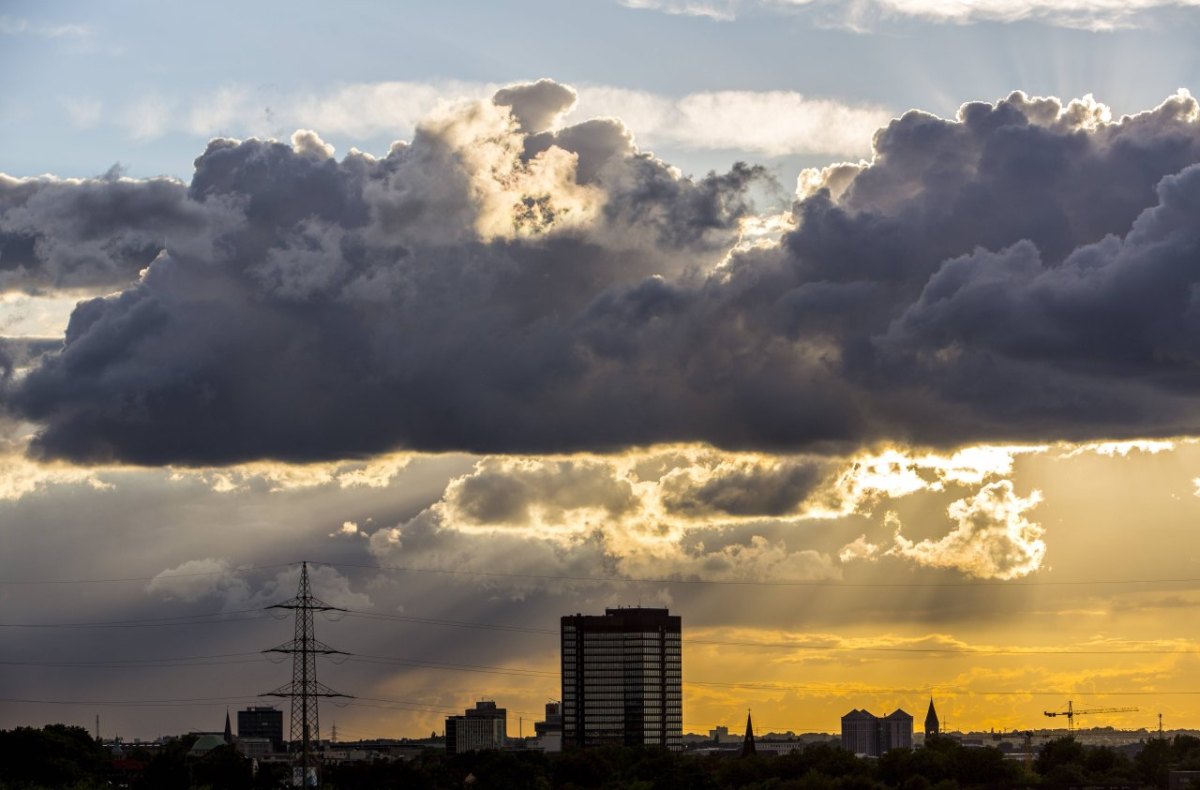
[2,0,1199,744]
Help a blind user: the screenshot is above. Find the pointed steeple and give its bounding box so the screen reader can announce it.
[740,709,756,757]
[224,709,234,744]
[924,697,939,737]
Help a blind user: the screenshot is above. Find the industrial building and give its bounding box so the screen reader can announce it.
[840,708,914,756]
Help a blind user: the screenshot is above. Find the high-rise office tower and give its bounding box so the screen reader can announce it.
[561,607,682,749]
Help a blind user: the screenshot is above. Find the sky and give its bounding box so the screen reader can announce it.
[1,0,1199,742]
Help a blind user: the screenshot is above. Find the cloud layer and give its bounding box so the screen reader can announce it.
[4,84,1200,465]
[55,79,886,160]
[622,0,1200,30]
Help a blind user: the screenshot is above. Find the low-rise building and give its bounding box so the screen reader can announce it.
[534,701,563,752]
[445,700,507,755]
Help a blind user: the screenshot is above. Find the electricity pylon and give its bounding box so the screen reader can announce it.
[263,562,351,787]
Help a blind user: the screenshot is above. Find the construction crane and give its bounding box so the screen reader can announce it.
[1043,701,1138,731]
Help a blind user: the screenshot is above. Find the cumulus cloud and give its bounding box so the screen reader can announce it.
[432,449,862,535]
[0,447,110,500]
[5,85,1200,464]
[0,170,238,292]
[866,480,1047,579]
[364,450,841,594]
[444,457,639,529]
[363,445,1050,593]
[172,453,412,494]
[659,456,830,517]
[838,534,881,563]
[368,496,841,595]
[145,558,252,605]
[146,558,371,610]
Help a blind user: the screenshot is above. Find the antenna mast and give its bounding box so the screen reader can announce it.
[262,562,352,787]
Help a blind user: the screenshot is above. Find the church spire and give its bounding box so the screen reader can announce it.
[224,709,234,744]
[925,697,940,737]
[741,709,756,757]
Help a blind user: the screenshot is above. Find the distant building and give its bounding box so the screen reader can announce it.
[534,701,563,753]
[236,737,273,758]
[756,738,806,755]
[880,709,914,752]
[189,734,229,756]
[841,708,914,757]
[561,607,682,749]
[445,700,507,755]
[709,726,739,745]
[841,709,878,756]
[238,706,284,753]
[925,698,940,737]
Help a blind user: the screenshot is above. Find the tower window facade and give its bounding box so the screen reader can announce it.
[561,608,682,749]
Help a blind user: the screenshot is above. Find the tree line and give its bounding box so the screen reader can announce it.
[2,725,1199,789]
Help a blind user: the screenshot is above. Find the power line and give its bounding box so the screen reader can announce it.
[0,651,262,667]
[346,609,1200,656]
[684,638,1200,655]
[0,695,264,707]
[0,642,558,679]
[681,672,1200,691]
[7,686,1198,712]
[3,604,1195,657]
[0,563,293,586]
[6,651,1200,695]
[0,653,265,662]
[0,608,269,629]
[350,696,544,718]
[3,559,1197,589]
[347,655,557,678]
[341,608,554,635]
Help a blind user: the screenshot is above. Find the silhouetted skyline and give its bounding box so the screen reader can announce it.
[2,0,1198,742]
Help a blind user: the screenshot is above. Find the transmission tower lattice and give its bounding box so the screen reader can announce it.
[262,562,352,787]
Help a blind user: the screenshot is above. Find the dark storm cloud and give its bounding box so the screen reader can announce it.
[446,458,639,526]
[0,169,234,292]
[660,458,831,517]
[5,86,1200,463]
